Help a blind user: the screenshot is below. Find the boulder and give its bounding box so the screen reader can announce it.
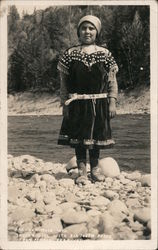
[100,211,117,234]
[90,196,110,208]
[8,186,22,203]
[107,200,129,216]
[61,223,87,239]
[87,209,102,217]
[40,174,56,185]
[99,157,120,178]
[66,156,77,172]
[113,226,138,240]
[59,202,79,211]
[41,216,63,235]
[103,190,119,200]
[61,210,89,224]
[134,207,150,224]
[10,207,34,222]
[140,174,151,187]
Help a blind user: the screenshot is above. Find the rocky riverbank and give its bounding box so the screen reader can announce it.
[8,154,151,241]
[8,85,150,115]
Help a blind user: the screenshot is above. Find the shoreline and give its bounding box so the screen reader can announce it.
[7,86,150,116]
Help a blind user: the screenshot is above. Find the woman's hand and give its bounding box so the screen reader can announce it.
[109,98,116,118]
[62,105,69,118]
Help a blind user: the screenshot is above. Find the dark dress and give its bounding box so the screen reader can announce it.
[57,46,118,149]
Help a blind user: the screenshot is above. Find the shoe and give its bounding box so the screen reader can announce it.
[90,159,105,182]
[75,160,87,185]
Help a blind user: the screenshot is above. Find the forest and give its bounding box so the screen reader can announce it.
[8,5,150,93]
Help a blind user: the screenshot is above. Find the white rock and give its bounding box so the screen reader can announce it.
[107,200,129,222]
[10,207,34,221]
[140,174,151,187]
[126,198,141,209]
[43,192,56,205]
[30,174,41,184]
[34,201,45,214]
[134,207,150,224]
[90,196,110,208]
[66,156,77,172]
[41,174,56,185]
[58,178,74,187]
[126,171,141,181]
[61,223,87,239]
[100,211,117,234]
[103,190,119,200]
[99,157,120,177]
[59,202,79,211]
[87,209,102,217]
[61,210,89,224]
[41,216,63,235]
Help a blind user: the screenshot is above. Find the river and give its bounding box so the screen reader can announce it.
[8,114,150,173]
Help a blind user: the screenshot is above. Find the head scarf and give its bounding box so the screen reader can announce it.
[77,15,101,37]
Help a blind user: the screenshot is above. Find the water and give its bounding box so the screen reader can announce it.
[8,114,150,173]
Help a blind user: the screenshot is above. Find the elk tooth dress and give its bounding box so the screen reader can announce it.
[57,46,118,149]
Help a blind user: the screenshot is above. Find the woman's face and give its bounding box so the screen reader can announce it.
[79,22,97,45]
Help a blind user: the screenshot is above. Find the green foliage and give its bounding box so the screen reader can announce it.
[8,5,150,93]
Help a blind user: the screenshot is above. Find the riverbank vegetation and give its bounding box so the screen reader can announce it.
[8,5,150,94]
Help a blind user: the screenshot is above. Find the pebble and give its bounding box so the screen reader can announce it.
[99,157,120,177]
[126,171,141,181]
[58,178,74,187]
[126,198,141,209]
[8,155,152,241]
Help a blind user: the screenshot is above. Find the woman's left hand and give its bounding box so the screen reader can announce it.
[109,98,116,118]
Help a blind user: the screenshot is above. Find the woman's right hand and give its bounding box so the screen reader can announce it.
[62,105,69,118]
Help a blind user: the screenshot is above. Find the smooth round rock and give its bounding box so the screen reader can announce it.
[90,196,110,207]
[103,190,119,200]
[134,207,150,224]
[42,216,63,235]
[61,223,87,239]
[107,200,129,216]
[100,211,117,234]
[10,207,34,221]
[140,175,151,187]
[66,156,77,172]
[99,157,120,177]
[61,210,89,224]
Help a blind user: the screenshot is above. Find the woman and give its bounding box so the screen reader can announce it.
[57,15,118,184]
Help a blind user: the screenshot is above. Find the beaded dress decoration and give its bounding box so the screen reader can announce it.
[57,45,118,149]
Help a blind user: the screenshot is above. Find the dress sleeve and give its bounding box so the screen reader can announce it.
[57,50,71,75]
[105,51,119,100]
